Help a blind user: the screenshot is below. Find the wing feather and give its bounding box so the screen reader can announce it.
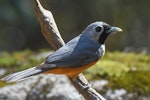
[36,34,103,70]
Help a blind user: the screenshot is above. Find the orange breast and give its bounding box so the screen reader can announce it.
[43,61,97,79]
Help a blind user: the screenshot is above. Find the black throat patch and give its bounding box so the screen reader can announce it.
[99,23,111,44]
[98,32,109,44]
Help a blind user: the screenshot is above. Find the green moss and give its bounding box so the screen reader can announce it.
[109,71,150,95]
[0,50,150,95]
[0,52,16,67]
[0,80,15,87]
[85,60,129,80]
[0,49,49,87]
[0,49,46,70]
[84,51,150,95]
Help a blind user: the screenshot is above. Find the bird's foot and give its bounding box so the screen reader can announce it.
[74,79,91,93]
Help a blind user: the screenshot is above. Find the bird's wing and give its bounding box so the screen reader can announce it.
[36,36,102,70]
[38,47,98,70]
[38,50,99,71]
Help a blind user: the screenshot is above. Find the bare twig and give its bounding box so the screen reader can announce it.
[33,0,65,50]
[33,0,106,100]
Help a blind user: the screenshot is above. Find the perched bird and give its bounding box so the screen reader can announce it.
[2,21,122,82]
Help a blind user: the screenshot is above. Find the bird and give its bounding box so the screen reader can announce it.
[1,21,122,82]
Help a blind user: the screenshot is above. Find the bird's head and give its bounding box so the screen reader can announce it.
[84,21,122,44]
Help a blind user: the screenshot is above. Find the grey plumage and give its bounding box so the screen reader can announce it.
[1,67,42,82]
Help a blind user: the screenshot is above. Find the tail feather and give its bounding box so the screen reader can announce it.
[1,67,42,82]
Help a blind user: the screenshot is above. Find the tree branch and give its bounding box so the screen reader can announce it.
[33,0,106,100]
[33,0,65,50]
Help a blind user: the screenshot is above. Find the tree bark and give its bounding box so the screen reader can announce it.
[33,0,65,50]
[33,0,106,100]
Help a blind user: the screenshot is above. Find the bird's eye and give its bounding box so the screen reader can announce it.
[95,26,102,32]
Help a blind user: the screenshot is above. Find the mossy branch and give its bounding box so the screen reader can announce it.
[33,0,106,100]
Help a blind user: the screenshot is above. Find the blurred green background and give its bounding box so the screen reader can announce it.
[0,0,149,52]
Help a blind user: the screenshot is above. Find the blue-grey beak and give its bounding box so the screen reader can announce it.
[107,27,123,34]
